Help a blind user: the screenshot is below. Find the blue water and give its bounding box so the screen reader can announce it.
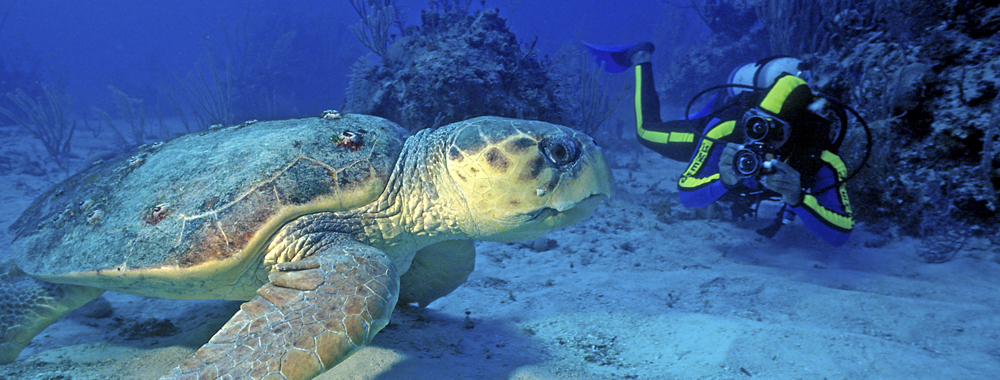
[0,0,685,120]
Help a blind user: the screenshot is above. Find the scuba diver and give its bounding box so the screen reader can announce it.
[586,41,856,246]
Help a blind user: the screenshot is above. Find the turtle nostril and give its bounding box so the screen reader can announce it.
[539,135,581,168]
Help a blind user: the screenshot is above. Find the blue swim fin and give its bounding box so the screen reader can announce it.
[582,41,654,73]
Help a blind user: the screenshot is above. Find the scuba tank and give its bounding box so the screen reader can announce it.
[727,56,813,97]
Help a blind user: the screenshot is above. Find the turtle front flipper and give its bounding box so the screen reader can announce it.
[162,238,399,380]
[0,259,105,363]
[398,239,476,307]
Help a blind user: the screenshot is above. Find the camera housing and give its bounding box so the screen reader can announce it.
[732,109,790,178]
[733,142,776,178]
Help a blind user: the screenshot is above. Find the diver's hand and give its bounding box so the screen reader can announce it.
[760,160,804,205]
[717,143,741,187]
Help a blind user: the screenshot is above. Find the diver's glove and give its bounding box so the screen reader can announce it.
[718,143,741,187]
[759,160,804,205]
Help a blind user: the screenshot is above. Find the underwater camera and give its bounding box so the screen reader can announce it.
[732,109,790,178]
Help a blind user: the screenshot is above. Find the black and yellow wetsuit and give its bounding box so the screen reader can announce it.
[632,62,757,162]
[633,63,700,162]
[632,65,854,245]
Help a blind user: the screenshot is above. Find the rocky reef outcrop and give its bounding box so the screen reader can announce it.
[345,8,562,131]
[809,2,999,233]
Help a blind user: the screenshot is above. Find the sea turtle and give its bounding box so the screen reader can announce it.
[0,114,612,379]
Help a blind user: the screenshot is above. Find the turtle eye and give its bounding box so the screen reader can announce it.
[539,135,581,168]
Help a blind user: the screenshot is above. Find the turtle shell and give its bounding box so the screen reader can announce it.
[9,114,406,298]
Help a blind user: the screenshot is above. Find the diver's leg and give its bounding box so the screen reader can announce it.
[587,41,698,161]
[635,61,664,128]
[0,259,105,363]
[634,61,702,162]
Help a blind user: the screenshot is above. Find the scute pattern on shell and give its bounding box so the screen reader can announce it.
[9,115,407,278]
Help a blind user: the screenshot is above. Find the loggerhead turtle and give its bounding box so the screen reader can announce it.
[0,114,613,379]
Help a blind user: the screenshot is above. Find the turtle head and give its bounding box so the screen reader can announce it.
[440,117,614,242]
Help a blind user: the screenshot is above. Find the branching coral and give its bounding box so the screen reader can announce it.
[93,85,151,146]
[550,44,627,136]
[0,84,75,168]
[173,57,235,129]
[349,0,398,58]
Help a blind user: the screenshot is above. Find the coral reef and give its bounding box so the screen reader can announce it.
[345,7,562,131]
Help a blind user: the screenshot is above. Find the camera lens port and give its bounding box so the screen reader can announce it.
[733,148,762,177]
[745,116,770,141]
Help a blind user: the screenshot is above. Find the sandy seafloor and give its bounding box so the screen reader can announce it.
[1,121,999,380]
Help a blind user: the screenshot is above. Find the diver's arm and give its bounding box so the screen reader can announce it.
[759,160,803,205]
[678,121,739,208]
[787,152,854,246]
[678,175,730,208]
